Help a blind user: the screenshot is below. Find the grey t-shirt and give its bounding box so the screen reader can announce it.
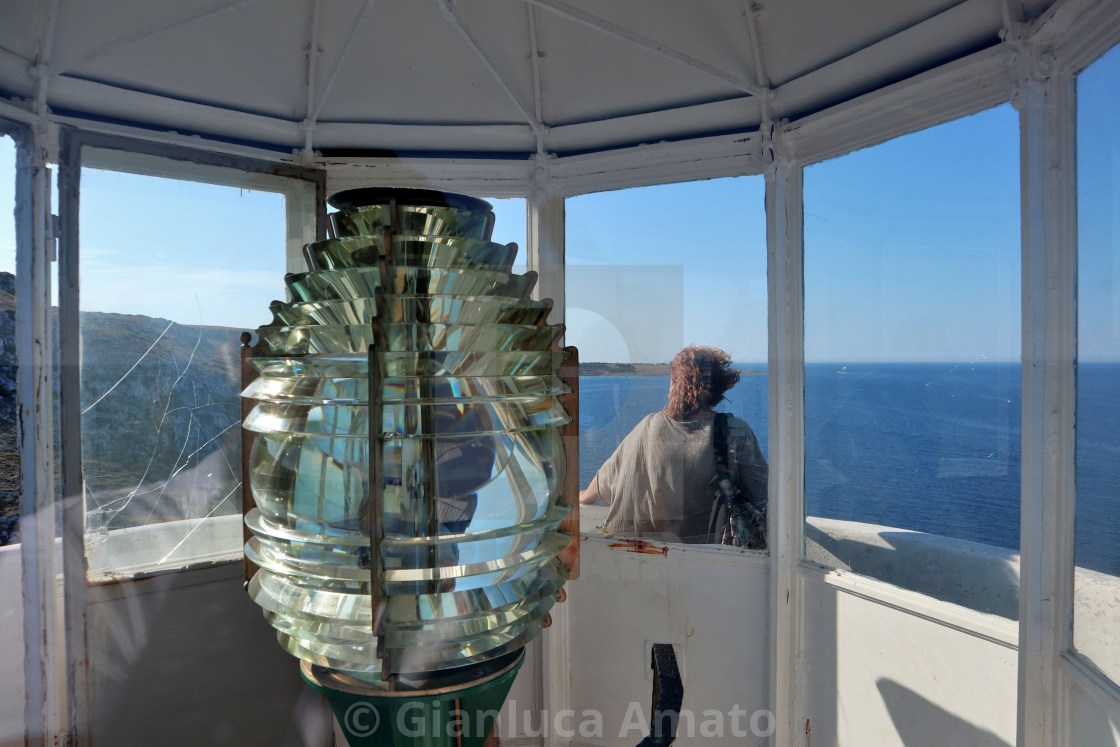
[596,411,767,542]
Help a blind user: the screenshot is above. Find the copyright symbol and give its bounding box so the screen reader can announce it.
[344,701,380,737]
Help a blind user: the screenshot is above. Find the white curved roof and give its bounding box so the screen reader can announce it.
[0,0,1054,157]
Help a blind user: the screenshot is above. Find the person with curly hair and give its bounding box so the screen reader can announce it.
[579,345,768,545]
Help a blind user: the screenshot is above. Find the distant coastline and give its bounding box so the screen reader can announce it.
[579,362,765,376]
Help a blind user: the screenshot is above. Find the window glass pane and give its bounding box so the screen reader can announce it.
[487,197,528,275]
[1074,42,1120,682]
[78,152,293,578]
[0,135,16,545]
[566,177,768,547]
[804,105,1021,619]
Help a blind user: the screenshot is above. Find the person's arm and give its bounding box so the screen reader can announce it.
[579,475,602,505]
[578,413,653,508]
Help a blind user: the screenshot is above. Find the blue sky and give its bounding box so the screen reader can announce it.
[803,103,1022,362]
[77,170,287,330]
[0,42,1116,361]
[566,176,767,363]
[564,103,1024,364]
[1078,43,1120,362]
[0,154,528,333]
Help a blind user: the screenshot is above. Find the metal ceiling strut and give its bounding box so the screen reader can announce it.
[527,4,546,154]
[741,0,774,124]
[300,0,323,157]
[33,0,61,117]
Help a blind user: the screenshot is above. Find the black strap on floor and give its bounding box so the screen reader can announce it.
[636,643,683,747]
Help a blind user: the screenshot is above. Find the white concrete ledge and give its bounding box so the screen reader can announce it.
[805,516,1022,619]
[806,516,1120,677]
[86,513,243,581]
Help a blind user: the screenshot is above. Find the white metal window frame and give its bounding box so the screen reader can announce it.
[776,0,1120,739]
[1,112,64,747]
[1036,5,1120,746]
[44,129,325,744]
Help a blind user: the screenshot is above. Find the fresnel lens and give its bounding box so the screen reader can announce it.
[241,188,576,746]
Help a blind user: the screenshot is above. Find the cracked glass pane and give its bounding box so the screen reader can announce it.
[78,154,291,579]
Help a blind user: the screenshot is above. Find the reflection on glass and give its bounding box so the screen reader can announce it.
[250,351,569,378]
[242,373,567,405]
[1074,43,1120,684]
[244,191,571,681]
[307,235,516,272]
[330,203,495,240]
[258,322,561,357]
[272,295,551,328]
[804,105,1022,619]
[244,397,569,436]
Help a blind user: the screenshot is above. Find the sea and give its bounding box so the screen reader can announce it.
[578,362,1120,577]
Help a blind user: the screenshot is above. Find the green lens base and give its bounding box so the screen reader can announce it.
[302,650,524,747]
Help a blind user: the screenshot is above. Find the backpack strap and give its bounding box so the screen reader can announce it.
[707,413,732,542]
[712,412,731,479]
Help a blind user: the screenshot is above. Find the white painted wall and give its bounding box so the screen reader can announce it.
[83,562,334,747]
[561,535,770,747]
[1067,666,1120,746]
[0,544,25,746]
[805,516,1020,620]
[799,570,1019,747]
[563,514,1120,747]
[499,636,546,743]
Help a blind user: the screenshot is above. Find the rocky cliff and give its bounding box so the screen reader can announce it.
[0,272,16,543]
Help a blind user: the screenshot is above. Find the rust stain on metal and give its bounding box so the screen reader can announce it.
[556,345,581,579]
[607,538,669,556]
[240,334,264,585]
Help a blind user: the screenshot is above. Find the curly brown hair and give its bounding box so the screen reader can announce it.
[664,345,740,419]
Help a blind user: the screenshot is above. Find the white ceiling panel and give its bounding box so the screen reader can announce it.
[774,0,1004,120]
[314,0,533,126]
[47,73,304,148]
[0,0,1061,155]
[447,0,537,114]
[541,0,759,86]
[308,0,382,121]
[0,0,46,63]
[52,0,309,119]
[0,48,35,103]
[759,0,966,86]
[534,7,748,126]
